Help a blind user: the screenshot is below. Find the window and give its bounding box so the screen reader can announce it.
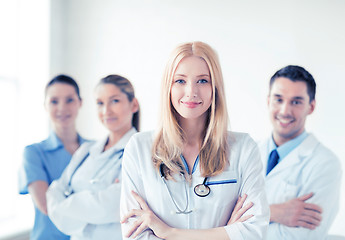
[0,0,50,238]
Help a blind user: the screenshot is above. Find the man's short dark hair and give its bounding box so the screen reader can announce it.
[269,65,316,102]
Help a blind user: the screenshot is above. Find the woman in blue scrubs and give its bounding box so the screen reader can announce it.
[18,75,87,240]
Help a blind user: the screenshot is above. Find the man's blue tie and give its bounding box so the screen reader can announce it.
[266,149,279,175]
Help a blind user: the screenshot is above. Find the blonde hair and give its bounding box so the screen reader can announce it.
[152,41,229,178]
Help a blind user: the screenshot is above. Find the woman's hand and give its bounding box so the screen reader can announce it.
[227,193,254,225]
[121,191,172,239]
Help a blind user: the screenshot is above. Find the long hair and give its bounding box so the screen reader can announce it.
[97,74,140,131]
[152,41,229,178]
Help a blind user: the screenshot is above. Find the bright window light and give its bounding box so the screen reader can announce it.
[0,0,50,238]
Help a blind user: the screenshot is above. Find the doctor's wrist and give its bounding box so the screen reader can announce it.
[162,227,179,240]
[269,204,283,223]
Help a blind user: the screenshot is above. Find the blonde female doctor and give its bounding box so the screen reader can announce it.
[47,74,139,239]
[120,42,269,240]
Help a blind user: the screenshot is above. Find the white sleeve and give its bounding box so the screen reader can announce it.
[48,182,121,223]
[120,136,161,240]
[224,136,270,240]
[47,143,122,234]
[266,152,342,240]
[46,156,87,234]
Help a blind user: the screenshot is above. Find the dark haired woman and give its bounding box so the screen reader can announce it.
[19,74,87,240]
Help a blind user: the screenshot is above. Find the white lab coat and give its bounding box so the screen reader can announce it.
[47,128,137,240]
[120,131,269,240]
[258,134,342,240]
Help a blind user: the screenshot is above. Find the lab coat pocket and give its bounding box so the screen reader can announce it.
[205,170,239,207]
[282,181,299,201]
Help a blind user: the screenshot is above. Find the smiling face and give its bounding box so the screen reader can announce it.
[268,77,315,146]
[170,56,212,122]
[45,83,82,130]
[95,83,138,135]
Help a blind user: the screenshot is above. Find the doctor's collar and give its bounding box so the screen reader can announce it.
[42,131,64,151]
[269,131,309,160]
[110,127,137,150]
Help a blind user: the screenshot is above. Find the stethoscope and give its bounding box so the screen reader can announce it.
[159,163,211,215]
[64,149,124,197]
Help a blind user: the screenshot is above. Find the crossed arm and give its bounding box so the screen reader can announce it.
[120,134,269,239]
[121,191,253,240]
[270,192,322,229]
[28,180,49,215]
[266,155,342,239]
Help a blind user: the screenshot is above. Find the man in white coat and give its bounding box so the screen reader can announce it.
[259,65,342,239]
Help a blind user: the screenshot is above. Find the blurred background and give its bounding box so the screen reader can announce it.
[1,0,344,239]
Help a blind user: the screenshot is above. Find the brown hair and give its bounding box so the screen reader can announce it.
[98,74,140,131]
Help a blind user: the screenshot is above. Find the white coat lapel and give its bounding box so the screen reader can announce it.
[258,139,270,174]
[267,134,319,177]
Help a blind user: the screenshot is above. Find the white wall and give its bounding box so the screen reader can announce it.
[50,0,345,235]
[0,0,50,238]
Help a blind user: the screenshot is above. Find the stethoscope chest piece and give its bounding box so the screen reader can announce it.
[194,183,210,197]
[194,177,210,197]
[89,179,99,184]
[64,188,73,197]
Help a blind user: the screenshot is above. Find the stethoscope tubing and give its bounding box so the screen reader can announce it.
[64,149,124,197]
[159,163,210,214]
[64,152,90,196]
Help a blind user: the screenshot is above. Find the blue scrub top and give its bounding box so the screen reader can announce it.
[18,131,88,240]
